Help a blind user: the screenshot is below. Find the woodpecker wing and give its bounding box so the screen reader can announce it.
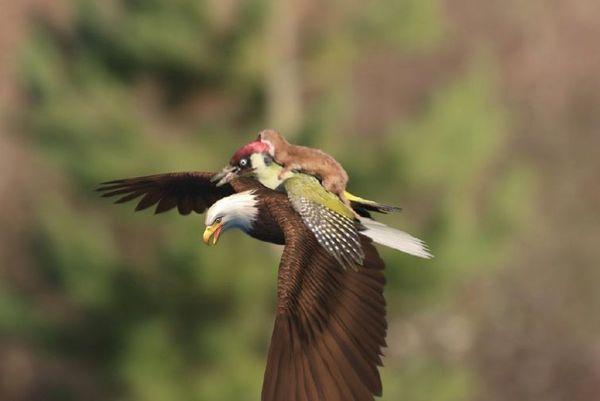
[284,175,365,269]
[97,172,262,215]
[262,198,387,401]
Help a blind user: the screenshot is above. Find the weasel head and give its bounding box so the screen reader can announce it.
[258,129,288,156]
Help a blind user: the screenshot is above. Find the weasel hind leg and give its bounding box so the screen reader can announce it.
[322,176,352,208]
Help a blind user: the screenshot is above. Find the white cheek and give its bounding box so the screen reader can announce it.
[250,154,265,168]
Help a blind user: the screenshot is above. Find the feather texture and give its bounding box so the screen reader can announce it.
[359,217,433,258]
[96,172,264,215]
[283,174,365,269]
[289,196,364,270]
[97,172,234,215]
[262,198,387,401]
[99,171,395,401]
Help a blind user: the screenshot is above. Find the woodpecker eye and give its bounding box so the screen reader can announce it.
[239,158,249,168]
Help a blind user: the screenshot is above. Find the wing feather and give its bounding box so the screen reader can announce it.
[99,171,389,401]
[262,200,387,401]
[284,177,365,269]
[97,172,260,215]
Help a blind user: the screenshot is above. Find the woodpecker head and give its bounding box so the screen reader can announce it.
[203,191,259,245]
[211,140,270,186]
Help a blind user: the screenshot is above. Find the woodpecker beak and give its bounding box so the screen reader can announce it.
[211,166,239,186]
[203,222,224,245]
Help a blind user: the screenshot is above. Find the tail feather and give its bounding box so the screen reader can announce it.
[345,191,401,216]
[358,217,433,259]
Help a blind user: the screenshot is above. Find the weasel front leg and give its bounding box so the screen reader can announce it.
[278,163,302,180]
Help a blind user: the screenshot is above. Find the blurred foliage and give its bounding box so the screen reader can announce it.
[9,0,600,400]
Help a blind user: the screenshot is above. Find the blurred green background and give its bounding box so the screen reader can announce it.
[1,1,599,400]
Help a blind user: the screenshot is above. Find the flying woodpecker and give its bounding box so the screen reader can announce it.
[212,142,432,268]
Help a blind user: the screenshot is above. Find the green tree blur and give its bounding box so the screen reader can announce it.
[1,1,599,401]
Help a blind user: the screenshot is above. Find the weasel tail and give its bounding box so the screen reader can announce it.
[358,217,433,259]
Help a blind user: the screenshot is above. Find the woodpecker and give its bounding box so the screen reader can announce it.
[212,143,431,268]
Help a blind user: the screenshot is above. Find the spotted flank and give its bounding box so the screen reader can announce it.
[290,196,364,270]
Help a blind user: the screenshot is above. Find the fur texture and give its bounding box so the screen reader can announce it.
[258,129,350,202]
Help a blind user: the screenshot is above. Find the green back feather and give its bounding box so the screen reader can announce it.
[248,154,363,268]
[283,175,355,219]
[247,153,354,218]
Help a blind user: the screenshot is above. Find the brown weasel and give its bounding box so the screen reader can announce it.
[258,129,350,204]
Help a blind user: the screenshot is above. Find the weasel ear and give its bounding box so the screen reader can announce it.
[258,137,275,156]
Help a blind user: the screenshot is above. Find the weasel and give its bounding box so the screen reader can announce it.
[258,129,350,204]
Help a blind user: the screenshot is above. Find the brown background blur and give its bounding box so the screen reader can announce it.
[1,1,599,400]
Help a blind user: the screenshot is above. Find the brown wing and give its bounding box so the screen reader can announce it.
[263,200,387,401]
[97,172,260,215]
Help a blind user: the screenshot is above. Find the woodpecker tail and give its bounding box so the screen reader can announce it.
[345,191,401,217]
[358,216,433,259]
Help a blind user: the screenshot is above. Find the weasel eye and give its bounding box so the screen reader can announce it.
[239,158,249,168]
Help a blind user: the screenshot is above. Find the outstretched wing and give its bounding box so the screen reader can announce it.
[284,175,365,270]
[262,199,387,401]
[97,172,260,215]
